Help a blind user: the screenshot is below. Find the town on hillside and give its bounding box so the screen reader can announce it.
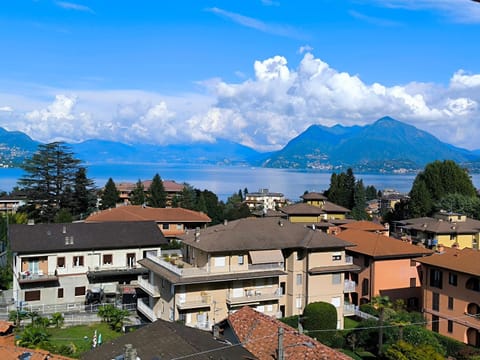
[1,149,480,359]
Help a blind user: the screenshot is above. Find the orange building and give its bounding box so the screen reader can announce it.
[336,229,432,308]
[416,247,480,346]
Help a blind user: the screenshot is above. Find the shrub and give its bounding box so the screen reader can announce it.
[279,315,299,329]
[302,301,337,346]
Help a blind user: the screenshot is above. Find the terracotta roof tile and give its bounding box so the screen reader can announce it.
[85,205,211,223]
[0,334,73,360]
[415,247,480,276]
[227,306,352,360]
[336,229,433,259]
[340,221,386,232]
[0,321,13,334]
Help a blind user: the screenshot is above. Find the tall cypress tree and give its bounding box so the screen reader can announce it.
[351,179,369,220]
[130,179,146,205]
[101,178,119,210]
[147,173,167,208]
[73,167,96,218]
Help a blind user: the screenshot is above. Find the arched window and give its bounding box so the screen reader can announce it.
[466,277,480,292]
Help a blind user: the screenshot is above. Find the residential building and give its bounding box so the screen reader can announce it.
[244,188,287,210]
[380,192,408,215]
[81,318,255,360]
[0,192,26,214]
[335,229,432,309]
[393,211,480,249]
[9,221,168,307]
[416,246,480,346]
[116,179,185,206]
[281,192,350,222]
[217,306,352,360]
[339,220,389,236]
[85,205,211,239]
[136,217,358,331]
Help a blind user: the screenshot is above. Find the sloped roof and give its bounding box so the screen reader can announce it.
[116,179,185,192]
[281,203,325,215]
[335,229,433,259]
[398,216,480,234]
[80,319,256,360]
[226,306,351,360]
[415,247,480,276]
[10,221,168,254]
[85,205,211,223]
[322,201,350,213]
[301,192,328,201]
[339,221,387,232]
[179,217,355,253]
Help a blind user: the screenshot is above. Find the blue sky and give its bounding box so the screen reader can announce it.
[1,0,480,151]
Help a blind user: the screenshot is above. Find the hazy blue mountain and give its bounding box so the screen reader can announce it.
[262,116,480,171]
[0,127,39,166]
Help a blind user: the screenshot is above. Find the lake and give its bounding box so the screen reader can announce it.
[2,163,479,201]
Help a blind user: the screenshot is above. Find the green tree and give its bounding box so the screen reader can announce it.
[409,160,476,217]
[147,173,167,208]
[326,168,355,209]
[50,312,64,328]
[199,189,225,225]
[18,325,50,347]
[434,193,480,219]
[100,178,119,209]
[130,179,145,205]
[177,183,196,209]
[54,208,73,223]
[366,185,378,201]
[371,295,392,355]
[97,304,129,331]
[351,179,369,220]
[302,301,338,346]
[18,142,83,222]
[72,166,96,218]
[384,341,445,360]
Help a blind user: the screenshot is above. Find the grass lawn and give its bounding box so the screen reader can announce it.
[47,323,123,358]
[344,317,360,329]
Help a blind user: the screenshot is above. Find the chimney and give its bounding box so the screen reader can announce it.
[224,219,228,226]
[62,225,67,234]
[27,219,34,226]
[195,227,200,242]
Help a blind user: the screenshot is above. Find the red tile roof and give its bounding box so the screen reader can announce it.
[227,306,352,360]
[0,334,74,360]
[339,221,386,232]
[336,229,433,259]
[85,205,211,223]
[415,247,480,276]
[0,321,13,334]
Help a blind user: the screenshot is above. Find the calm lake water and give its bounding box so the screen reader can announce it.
[2,163,480,202]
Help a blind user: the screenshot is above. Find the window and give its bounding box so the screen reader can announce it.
[266,304,273,312]
[296,274,302,285]
[214,256,226,267]
[448,320,453,333]
[162,223,169,230]
[448,296,454,310]
[364,256,370,267]
[57,257,65,268]
[25,290,41,301]
[450,234,457,241]
[410,259,417,267]
[103,254,113,265]
[332,253,342,261]
[448,272,457,286]
[73,256,84,267]
[296,296,302,309]
[432,315,439,333]
[410,277,416,288]
[430,269,443,289]
[238,255,244,265]
[332,273,341,285]
[127,253,136,267]
[432,292,440,311]
[75,286,86,296]
[466,277,480,292]
[362,278,369,296]
[176,224,183,230]
[256,305,265,313]
[58,288,64,298]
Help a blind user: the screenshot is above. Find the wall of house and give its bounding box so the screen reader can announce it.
[285,250,306,316]
[288,215,321,223]
[372,258,422,304]
[305,200,324,207]
[422,266,480,345]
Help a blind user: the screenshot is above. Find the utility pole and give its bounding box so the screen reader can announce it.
[277,327,284,360]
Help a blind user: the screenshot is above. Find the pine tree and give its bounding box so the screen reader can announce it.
[147,173,166,208]
[130,179,145,205]
[73,167,96,218]
[351,179,369,220]
[101,178,119,209]
[18,142,82,222]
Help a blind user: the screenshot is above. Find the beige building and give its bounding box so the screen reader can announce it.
[9,221,167,307]
[244,189,287,211]
[137,217,359,331]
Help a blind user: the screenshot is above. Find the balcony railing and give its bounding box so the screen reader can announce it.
[137,299,157,322]
[177,295,212,310]
[226,287,283,305]
[344,280,356,293]
[17,271,58,284]
[137,277,160,297]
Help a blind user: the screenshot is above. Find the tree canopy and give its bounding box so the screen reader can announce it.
[147,173,167,208]
[409,160,477,217]
[100,178,119,209]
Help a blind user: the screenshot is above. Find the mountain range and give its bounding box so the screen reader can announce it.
[1,116,479,173]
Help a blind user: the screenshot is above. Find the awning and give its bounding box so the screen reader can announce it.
[249,250,284,264]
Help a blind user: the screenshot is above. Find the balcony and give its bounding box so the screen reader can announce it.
[87,265,148,279]
[226,287,283,306]
[18,271,58,284]
[137,299,157,322]
[137,277,160,297]
[177,294,212,310]
[344,280,356,293]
